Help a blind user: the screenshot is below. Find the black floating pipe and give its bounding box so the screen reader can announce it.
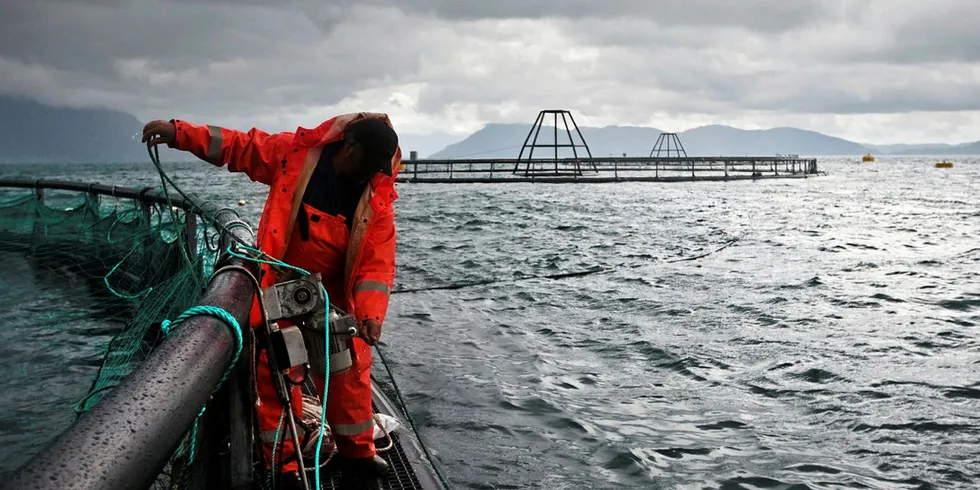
[0,180,258,490]
[0,178,248,245]
[0,178,196,211]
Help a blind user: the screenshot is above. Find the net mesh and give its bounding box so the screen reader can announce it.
[0,181,442,490]
[0,185,220,487]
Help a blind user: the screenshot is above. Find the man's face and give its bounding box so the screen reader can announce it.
[334,135,375,183]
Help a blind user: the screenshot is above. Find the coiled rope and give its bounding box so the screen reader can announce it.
[226,244,333,487]
[159,305,242,464]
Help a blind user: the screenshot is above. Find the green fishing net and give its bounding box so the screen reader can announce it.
[0,178,439,490]
[0,184,227,488]
[0,188,212,410]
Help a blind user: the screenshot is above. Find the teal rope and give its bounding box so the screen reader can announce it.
[314,284,329,488]
[160,305,243,464]
[224,244,310,275]
[230,245,447,488]
[103,247,154,299]
[142,145,330,485]
[270,409,286,488]
[105,206,144,244]
[144,143,255,251]
[226,244,330,487]
[147,144,194,268]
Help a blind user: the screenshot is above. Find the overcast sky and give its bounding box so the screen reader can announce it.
[1,0,978,149]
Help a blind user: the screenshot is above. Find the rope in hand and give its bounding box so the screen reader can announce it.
[145,141,255,250]
[158,305,242,464]
[100,144,206,299]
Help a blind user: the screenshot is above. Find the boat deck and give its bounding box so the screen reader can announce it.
[317,370,446,490]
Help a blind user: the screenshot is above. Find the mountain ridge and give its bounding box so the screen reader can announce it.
[0,95,163,164]
[1,96,976,162]
[428,122,979,158]
[429,123,876,158]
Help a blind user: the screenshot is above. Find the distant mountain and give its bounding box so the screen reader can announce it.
[2,96,976,162]
[680,125,871,156]
[398,131,463,159]
[430,123,528,159]
[429,123,874,158]
[867,141,980,155]
[946,141,980,155]
[0,96,163,163]
[0,96,469,163]
[867,143,951,154]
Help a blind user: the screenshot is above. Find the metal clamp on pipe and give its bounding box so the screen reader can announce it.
[255,272,359,490]
[261,273,359,377]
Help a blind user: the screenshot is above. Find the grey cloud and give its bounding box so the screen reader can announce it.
[387,0,841,33]
[1,0,978,143]
[411,20,980,122]
[794,2,980,65]
[0,0,420,121]
[593,44,980,115]
[29,0,130,5]
[551,20,727,50]
[860,5,980,64]
[0,2,315,73]
[752,76,980,114]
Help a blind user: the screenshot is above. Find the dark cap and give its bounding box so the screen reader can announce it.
[345,117,398,177]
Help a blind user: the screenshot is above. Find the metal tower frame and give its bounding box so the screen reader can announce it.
[513,110,597,176]
[649,132,688,158]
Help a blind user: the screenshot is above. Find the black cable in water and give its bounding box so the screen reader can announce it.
[663,232,746,263]
[391,266,608,294]
[391,233,746,295]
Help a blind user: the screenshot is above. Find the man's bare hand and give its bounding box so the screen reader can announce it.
[142,120,177,147]
[360,319,382,345]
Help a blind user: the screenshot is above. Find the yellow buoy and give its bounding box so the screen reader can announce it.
[935,161,953,168]
[862,154,875,162]
[238,199,247,206]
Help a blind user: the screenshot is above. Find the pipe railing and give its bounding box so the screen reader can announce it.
[393,156,821,183]
[0,179,258,490]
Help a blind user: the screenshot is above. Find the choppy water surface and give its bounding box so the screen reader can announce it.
[1,157,978,488]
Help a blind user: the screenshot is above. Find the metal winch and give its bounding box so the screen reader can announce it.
[260,272,358,377]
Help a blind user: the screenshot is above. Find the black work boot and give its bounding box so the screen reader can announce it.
[278,470,309,490]
[338,455,390,489]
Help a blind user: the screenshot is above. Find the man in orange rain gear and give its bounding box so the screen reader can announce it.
[143,113,400,489]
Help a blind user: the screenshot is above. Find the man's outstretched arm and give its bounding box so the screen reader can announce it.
[142,119,292,186]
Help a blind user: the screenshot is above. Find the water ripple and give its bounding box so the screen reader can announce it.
[1,158,979,488]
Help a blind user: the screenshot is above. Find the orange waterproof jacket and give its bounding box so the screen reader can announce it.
[169,113,400,326]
